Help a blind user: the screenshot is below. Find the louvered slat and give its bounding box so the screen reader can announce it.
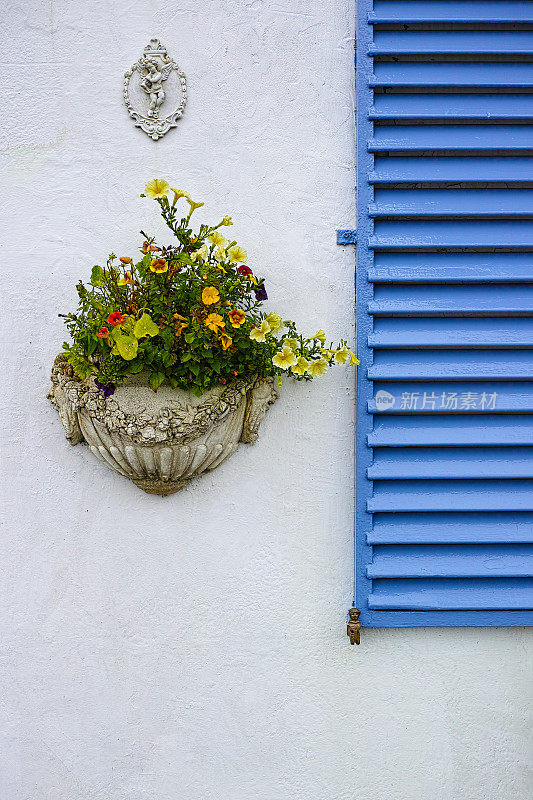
[355,1,533,626]
[370,1,533,24]
[369,125,533,151]
[371,62,533,88]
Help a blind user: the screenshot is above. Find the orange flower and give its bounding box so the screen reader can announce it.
[107,312,125,326]
[150,258,168,274]
[142,242,161,253]
[173,313,189,337]
[229,308,246,328]
[119,256,132,264]
[219,333,233,350]
[205,313,225,332]
[97,326,109,338]
[202,286,220,305]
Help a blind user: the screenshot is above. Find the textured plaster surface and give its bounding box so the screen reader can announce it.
[0,1,531,799]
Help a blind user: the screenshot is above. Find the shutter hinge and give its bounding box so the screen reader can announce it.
[347,607,361,645]
[337,229,357,245]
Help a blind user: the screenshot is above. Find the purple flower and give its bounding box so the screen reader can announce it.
[254,283,268,301]
[95,379,116,398]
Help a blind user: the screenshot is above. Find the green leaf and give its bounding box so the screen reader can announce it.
[87,336,98,356]
[128,359,145,374]
[149,371,165,391]
[134,313,160,339]
[90,265,105,286]
[184,332,195,344]
[114,334,138,360]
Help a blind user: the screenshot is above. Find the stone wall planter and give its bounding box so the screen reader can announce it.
[48,355,277,495]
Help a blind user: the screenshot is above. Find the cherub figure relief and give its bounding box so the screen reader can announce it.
[139,57,173,118]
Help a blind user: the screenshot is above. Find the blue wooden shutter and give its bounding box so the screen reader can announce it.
[355,0,533,626]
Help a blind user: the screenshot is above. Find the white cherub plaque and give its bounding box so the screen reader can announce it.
[124,39,187,140]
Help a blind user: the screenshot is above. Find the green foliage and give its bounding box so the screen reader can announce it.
[61,187,356,394]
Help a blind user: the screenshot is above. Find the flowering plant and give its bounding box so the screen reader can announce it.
[61,179,358,396]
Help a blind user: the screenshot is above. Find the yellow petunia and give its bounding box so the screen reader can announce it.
[284,338,298,350]
[312,329,326,344]
[145,179,170,198]
[349,348,359,366]
[186,198,205,214]
[335,346,350,365]
[266,312,283,333]
[291,356,309,376]
[219,333,233,350]
[307,357,329,377]
[209,231,227,248]
[249,320,271,343]
[214,246,226,262]
[220,215,233,227]
[171,188,190,205]
[321,348,334,360]
[227,244,248,263]
[202,286,220,305]
[192,244,209,262]
[272,345,298,370]
[205,313,225,332]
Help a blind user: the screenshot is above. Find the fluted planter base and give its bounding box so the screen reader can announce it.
[48,355,277,495]
[132,478,190,496]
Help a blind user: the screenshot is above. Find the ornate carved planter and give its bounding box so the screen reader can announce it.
[48,355,277,495]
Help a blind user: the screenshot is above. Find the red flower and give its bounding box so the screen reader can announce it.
[237,265,253,276]
[107,312,125,326]
[97,326,109,338]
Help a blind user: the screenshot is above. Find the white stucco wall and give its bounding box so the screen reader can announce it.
[1,2,531,798]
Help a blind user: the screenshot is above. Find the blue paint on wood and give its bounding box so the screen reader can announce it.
[355,0,533,627]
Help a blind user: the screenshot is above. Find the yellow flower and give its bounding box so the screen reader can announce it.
[266,312,283,333]
[272,345,298,370]
[214,246,226,262]
[117,272,133,287]
[307,357,329,377]
[335,346,350,365]
[209,231,227,247]
[219,333,233,350]
[202,286,220,305]
[145,179,170,198]
[349,348,359,366]
[312,329,326,344]
[284,338,298,350]
[171,188,190,205]
[173,314,189,337]
[291,356,309,376]
[229,308,246,328]
[227,244,248,263]
[186,198,205,214]
[249,320,271,342]
[205,313,225,332]
[321,348,334,360]
[220,215,233,226]
[149,258,168,273]
[192,244,209,262]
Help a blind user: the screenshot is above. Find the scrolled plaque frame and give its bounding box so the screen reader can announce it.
[123,38,187,140]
